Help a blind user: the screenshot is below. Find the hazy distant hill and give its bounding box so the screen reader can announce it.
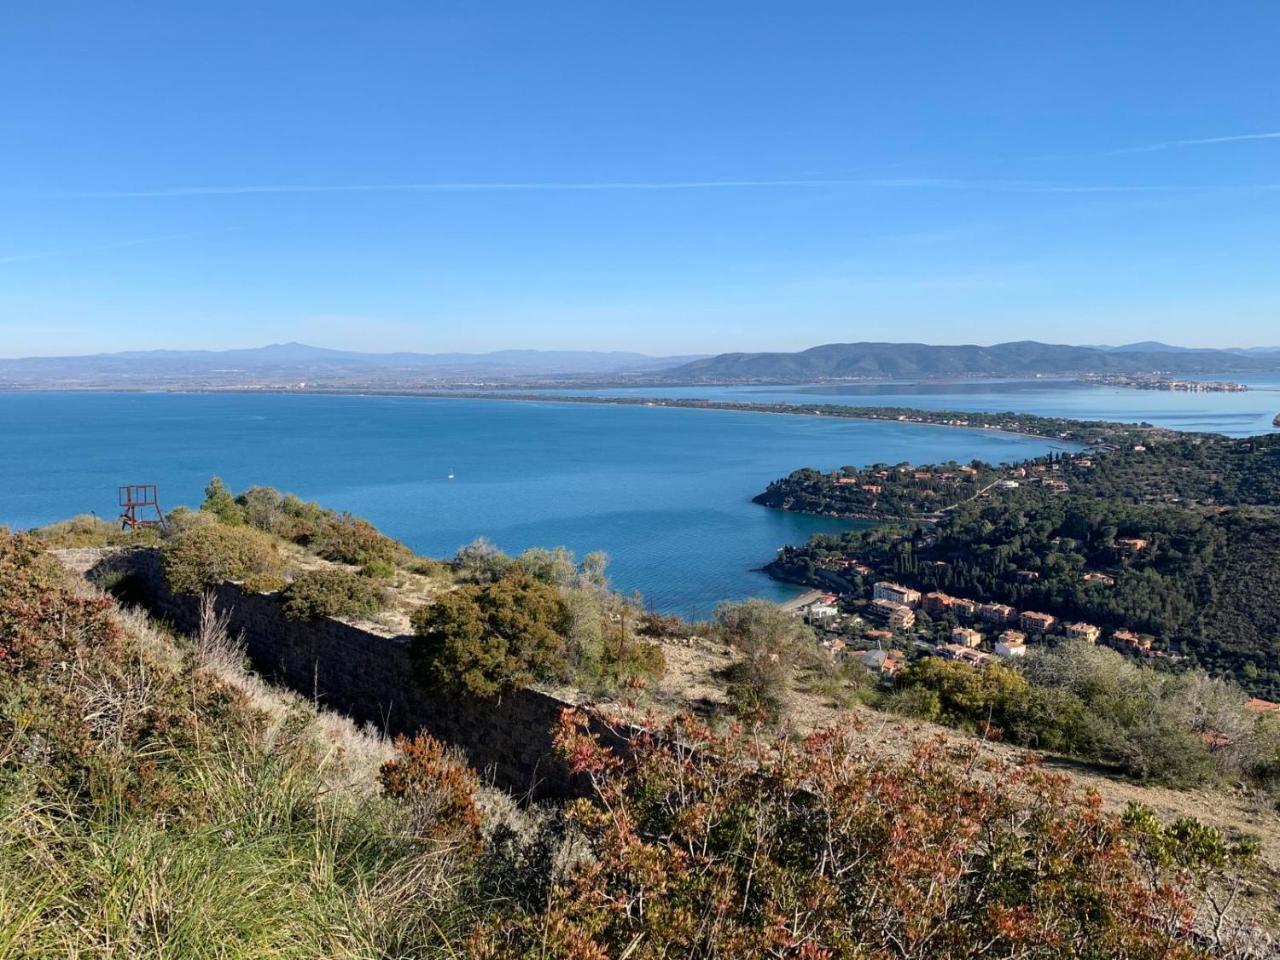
[0,343,707,387]
[1101,341,1280,357]
[666,341,1280,381]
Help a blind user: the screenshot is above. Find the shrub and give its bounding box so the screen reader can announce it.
[220,483,413,570]
[310,514,408,568]
[636,610,688,639]
[404,555,449,578]
[559,589,666,694]
[410,571,570,699]
[161,522,285,595]
[281,568,385,621]
[514,547,610,591]
[893,656,1031,739]
[466,711,1251,959]
[0,533,123,678]
[200,476,244,526]
[235,484,288,531]
[379,734,483,853]
[360,557,397,580]
[453,538,514,583]
[713,599,814,723]
[1022,642,1219,785]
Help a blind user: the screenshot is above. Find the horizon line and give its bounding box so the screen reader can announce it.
[3,338,1278,363]
[8,177,1280,200]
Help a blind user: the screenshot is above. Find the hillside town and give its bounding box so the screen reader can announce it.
[791,576,1182,682]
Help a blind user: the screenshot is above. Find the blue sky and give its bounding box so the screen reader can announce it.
[2,1,1277,356]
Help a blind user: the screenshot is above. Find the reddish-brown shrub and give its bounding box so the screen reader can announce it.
[466,709,1253,960]
[379,734,483,853]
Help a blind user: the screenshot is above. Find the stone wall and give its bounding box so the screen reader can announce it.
[70,547,626,798]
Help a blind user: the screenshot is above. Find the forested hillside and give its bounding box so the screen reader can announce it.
[763,432,1280,696]
[669,340,1280,381]
[1067,434,1280,505]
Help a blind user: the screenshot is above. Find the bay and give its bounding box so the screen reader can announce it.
[0,391,1066,615]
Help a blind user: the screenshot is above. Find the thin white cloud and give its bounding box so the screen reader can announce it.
[0,229,229,265]
[1113,131,1280,154]
[7,178,1275,200]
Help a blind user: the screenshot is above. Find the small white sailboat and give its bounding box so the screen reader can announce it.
[447,467,455,480]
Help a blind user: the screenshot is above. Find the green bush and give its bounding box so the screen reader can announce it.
[893,656,1031,737]
[310,515,408,568]
[410,572,570,699]
[360,557,398,580]
[713,599,815,723]
[205,482,414,570]
[282,568,385,621]
[200,476,244,526]
[404,555,449,578]
[452,538,515,583]
[161,522,285,595]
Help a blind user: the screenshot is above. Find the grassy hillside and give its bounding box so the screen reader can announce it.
[0,531,490,958]
[5,525,1274,955]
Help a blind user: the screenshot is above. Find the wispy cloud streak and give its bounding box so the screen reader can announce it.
[7,178,1277,200]
[1113,131,1280,154]
[0,229,227,265]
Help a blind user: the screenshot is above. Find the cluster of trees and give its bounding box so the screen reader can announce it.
[762,433,1280,523]
[754,460,996,518]
[888,643,1280,791]
[1065,433,1280,506]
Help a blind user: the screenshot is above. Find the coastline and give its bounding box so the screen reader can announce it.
[123,385,1110,446]
[0,383,1115,443]
[414,391,1088,445]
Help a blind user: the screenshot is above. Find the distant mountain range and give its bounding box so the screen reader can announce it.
[0,343,707,387]
[666,341,1280,381]
[4,339,1279,389]
[1094,341,1280,357]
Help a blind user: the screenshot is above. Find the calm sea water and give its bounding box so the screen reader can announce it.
[0,391,1069,615]
[548,375,1280,438]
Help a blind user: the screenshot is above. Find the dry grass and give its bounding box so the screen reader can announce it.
[0,570,493,959]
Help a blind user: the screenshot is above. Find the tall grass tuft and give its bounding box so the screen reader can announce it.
[0,532,475,959]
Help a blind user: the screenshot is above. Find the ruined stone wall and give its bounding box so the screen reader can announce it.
[68,547,624,797]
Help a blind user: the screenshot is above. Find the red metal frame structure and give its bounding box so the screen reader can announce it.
[118,484,167,530]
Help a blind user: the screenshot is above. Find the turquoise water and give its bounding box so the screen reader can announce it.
[0,391,1066,615]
